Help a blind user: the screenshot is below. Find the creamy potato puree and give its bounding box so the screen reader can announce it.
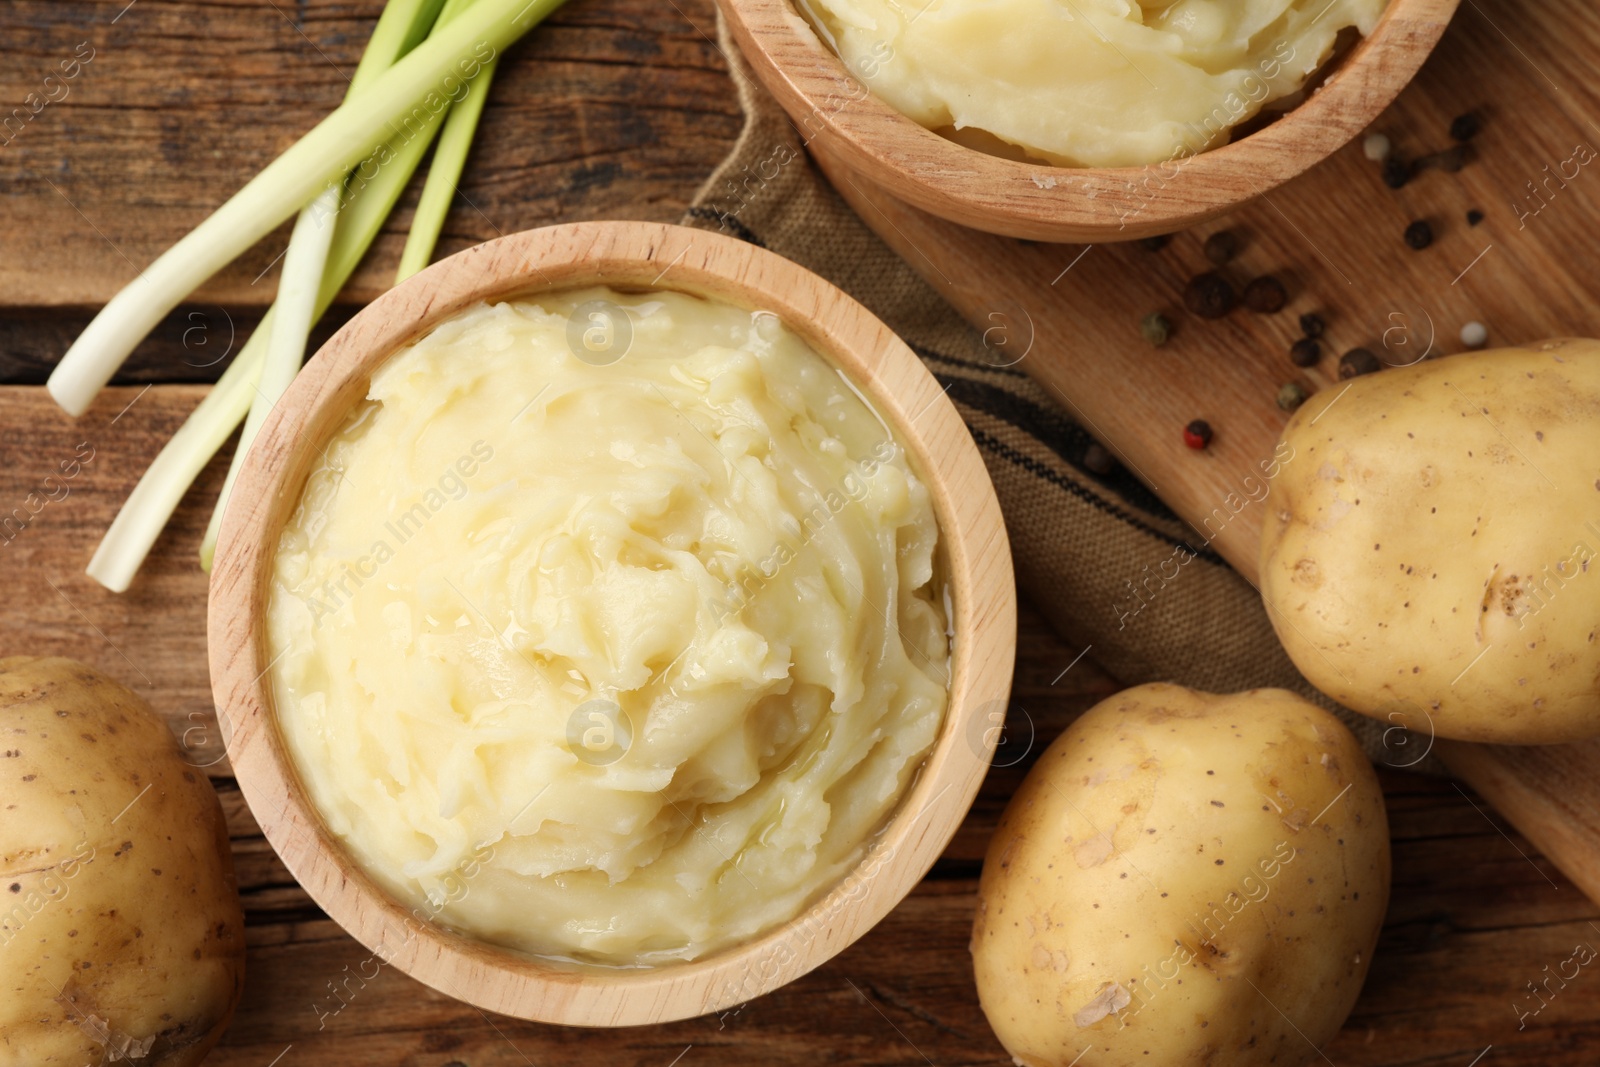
[267,287,949,966]
[803,0,1388,167]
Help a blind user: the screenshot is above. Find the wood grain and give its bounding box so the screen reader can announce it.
[719,0,1459,241]
[3,0,1599,1056]
[2,401,1596,1060]
[0,0,741,310]
[812,0,1600,918]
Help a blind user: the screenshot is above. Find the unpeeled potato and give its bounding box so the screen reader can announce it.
[0,657,245,1066]
[972,683,1389,1067]
[1260,340,1600,744]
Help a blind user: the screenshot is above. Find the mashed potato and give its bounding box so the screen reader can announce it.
[802,0,1389,167]
[267,287,949,966]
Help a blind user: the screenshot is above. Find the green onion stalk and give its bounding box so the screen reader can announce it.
[77,0,567,591]
[50,0,562,417]
[396,53,499,282]
[196,0,499,572]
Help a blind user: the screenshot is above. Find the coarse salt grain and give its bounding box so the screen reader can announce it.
[1363,132,1391,161]
[1461,321,1488,348]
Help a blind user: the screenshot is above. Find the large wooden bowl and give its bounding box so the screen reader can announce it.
[720,0,1461,242]
[208,220,1016,1026]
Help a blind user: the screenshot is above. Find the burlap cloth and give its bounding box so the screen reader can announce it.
[680,14,1428,772]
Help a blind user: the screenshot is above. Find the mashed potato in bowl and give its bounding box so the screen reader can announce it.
[266,286,950,967]
[801,0,1389,168]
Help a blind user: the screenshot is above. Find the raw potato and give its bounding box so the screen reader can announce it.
[0,657,245,1066]
[972,683,1388,1067]
[1260,341,1600,744]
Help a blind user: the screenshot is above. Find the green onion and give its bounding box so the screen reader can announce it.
[85,0,464,593]
[218,184,339,532]
[196,0,488,574]
[396,55,498,282]
[90,100,466,593]
[84,334,266,594]
[48,0,562,417]
[365,0,450,79]
[82,0,573,591]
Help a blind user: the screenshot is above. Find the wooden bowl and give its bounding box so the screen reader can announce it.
[719,0,1461,242]
[208,220,1016,1026]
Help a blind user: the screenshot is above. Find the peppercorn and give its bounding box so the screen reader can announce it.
[1140,312,1172,346]
[1203,230,1240,265]
[1450,112,1481,141]
[1299,312,1326,338]
[1382,156,1410,189]
[1183,272,1236,319]
[1139,234,1173,252]
[1242,276,1288,313]
[1339,348,1382,379]
[1467,208,1485,227]
[1277,382,1308,412]
[1183,419,1213,450]
[1404,219,1434,250]
[1289,337,1322,367]
[1082,442,1114,475]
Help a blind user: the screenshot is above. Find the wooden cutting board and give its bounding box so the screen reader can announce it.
[811,0,1600,902]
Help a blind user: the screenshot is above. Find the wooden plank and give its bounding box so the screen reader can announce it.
[0,304,355,386]
[3,385,1598,1061]
[0,0,741,309]
[3,0,1598,1055]
[811,0,1600,921]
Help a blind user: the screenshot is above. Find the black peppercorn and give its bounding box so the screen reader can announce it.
[1203,230,1240,265]
[1299,312,1326,338]
[1140,312,1172,346]
[1289,338,1322,367]
[1082,442,1115,475]
[1183,272,1236,319]
[1467,208,1485,227]
[1382,156,1409,189]
[1138,234,1173,252]
[1339,348,1382,379]
[1242,276,1288,313]
[1450,112,1481,142]
[1404,219,1434,250]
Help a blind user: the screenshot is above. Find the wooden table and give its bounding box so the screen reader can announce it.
[3,1,1598,1062]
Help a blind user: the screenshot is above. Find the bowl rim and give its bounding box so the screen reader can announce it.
[717,0,1462,242]
[207,220,1017,1027]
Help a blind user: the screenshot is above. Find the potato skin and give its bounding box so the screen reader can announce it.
[972,684,1388,1067]
[0,657,245,1067]
[1260,341,1600,744]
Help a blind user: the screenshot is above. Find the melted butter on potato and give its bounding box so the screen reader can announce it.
[1260,341,1600,744]
[972,683,1388,1066]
